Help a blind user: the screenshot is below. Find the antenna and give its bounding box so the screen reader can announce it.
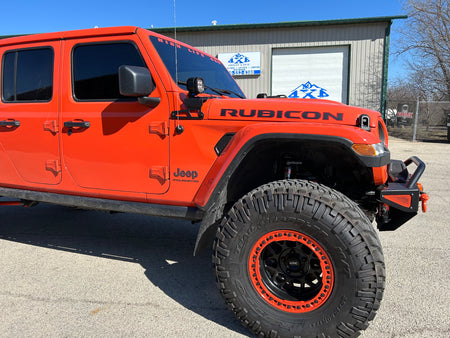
[173,0,178,86]
[173,0,183,134]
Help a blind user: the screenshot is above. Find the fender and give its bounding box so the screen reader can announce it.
[192,122,390,254]
[194,122,388,209]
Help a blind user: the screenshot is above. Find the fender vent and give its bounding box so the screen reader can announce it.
[215,133,235,155]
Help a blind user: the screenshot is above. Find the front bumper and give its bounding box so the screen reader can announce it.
[376,156,428,230]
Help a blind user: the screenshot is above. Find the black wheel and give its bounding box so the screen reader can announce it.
[213,180,385,337]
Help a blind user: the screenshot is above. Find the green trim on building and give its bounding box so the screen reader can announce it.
[152,15,407,34]
[380,16,407,118]
[381,24,392,119]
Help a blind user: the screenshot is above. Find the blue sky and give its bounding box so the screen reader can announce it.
[1,0,408,82]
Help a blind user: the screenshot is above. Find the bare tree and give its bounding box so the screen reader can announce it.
[396,0,450,100]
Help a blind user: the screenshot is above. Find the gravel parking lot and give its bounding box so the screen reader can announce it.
[0,137,449,337]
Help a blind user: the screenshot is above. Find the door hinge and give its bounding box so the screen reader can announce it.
[43,120,58,133]
[46,160,61,173]
[149,122,168,137]
[149,166,168,184]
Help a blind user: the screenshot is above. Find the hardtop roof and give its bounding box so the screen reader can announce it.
[0,26,140,47]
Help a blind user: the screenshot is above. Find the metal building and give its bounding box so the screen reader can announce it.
[155,16,405,114]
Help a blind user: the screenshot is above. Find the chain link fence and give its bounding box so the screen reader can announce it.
[385,100,450,142]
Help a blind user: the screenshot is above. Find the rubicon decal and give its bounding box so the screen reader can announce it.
[220,109,343,121]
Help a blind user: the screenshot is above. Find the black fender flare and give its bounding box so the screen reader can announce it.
[193,132,390,255]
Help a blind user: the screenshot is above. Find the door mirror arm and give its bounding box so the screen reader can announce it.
[138,97,161,108]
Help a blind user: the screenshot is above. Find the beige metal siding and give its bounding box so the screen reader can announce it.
[160,22,388,111]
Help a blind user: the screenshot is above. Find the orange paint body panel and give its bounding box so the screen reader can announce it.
[372,166,389,186]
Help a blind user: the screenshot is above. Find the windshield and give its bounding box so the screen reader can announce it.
[149,35,245,99]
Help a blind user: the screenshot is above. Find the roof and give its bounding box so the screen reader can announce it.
[0,26,139,46]
[152,15,407,34]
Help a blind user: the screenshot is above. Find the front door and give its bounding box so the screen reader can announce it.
[60,36,169,196]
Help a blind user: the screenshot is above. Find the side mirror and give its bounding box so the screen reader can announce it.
[119,65,160,107]
[119,65,154,97]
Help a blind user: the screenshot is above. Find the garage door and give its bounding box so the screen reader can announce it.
[272,46,349,103]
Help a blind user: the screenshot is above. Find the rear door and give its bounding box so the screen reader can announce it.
[60,35,170,195]
[0,42,61,185]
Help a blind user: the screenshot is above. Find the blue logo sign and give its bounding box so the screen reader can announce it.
[288,81,330,99]
[228,53,250,64]
[218,52,261,76]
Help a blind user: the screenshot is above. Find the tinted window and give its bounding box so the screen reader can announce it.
[149,35,245,99]
[2,48,53,102]
[73,42,146,100]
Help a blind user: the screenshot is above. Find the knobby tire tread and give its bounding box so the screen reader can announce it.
[213,179,385,338]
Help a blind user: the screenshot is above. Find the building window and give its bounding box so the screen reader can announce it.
[2,48,53,102]
[72,42,146,100]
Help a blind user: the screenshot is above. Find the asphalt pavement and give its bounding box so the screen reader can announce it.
[0,137,449,337]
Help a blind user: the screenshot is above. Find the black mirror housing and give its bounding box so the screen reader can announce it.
[119,65,154,97]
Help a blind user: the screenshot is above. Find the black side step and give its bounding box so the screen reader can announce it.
[0,187,203,221]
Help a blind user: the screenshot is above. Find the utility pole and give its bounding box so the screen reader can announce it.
[413,97,419,142]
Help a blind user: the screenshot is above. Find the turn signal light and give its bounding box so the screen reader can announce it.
[352,142,386,156]
[352,144,376,156]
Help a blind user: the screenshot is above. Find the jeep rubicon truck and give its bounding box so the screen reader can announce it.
[0,27,428,337]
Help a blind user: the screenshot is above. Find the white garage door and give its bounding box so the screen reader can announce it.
[272,46,349,103]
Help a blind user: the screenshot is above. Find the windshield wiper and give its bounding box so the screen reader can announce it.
[209,87,245,99]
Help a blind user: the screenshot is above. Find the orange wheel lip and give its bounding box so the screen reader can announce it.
[248,230,334,313]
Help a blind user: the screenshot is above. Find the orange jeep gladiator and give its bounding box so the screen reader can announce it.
[0,26,428,337]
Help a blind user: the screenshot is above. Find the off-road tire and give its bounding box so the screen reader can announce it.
[213,179,385,337]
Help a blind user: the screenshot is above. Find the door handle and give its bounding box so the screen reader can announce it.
[64,121,90,128]
[0,120,20,127]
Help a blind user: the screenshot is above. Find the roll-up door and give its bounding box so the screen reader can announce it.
[272,46,349,103]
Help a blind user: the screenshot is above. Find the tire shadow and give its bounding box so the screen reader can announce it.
[0,201,248,336]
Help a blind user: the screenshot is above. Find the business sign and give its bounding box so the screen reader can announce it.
[288,81,330,99]
[218,52,261,76]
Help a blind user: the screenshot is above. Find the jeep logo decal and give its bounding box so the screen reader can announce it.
[173,168,198,182]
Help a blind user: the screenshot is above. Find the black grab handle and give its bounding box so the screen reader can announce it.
[0,120,20,127]
[64,121,90,128]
